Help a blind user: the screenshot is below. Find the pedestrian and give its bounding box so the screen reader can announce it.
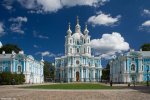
[133,80,135,87]
[110,80,113,86]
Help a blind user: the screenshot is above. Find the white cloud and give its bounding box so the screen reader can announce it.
[9,17,27,22]
[17,0,109,13]
[90,32,130,59]
[33,45,38,48]
[142,20,150,27]
[9,16,27,34]
[33,31,49,39]
[139,20,150,32]
[0,41,2,48]
[2,0,14,10]
[143,9,150,16]
[35,51,56,57]
[88,12,121,26]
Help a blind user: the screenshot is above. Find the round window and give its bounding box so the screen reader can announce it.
[76,60,79,64]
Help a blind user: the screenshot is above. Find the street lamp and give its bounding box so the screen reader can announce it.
[147,65,149,86]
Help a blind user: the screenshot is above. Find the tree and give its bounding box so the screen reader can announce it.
[101,63,110,81]
[44,61,55,82]
[0,44,22,54]
[141,43,150,51]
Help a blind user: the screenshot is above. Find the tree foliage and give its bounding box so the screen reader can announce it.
[44,61,55,81]
[0,44,22,54]
[0,72,25,85]
[141,43,150,51]
[101,63,110,81]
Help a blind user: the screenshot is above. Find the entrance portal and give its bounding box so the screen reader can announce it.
[76,72,79,81]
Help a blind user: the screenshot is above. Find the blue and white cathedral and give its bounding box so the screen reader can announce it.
[55,17,102,82]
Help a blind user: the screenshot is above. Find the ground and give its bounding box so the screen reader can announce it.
[0,83,150,100]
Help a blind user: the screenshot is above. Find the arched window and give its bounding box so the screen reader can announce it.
[70,48,72,54]
[70,39,72,44]
[77,48,79,53]
[142,65,144,71]
[18,65,22,73]
[131,64,135,71]
[77,40,79,45]
[88,39,90,43]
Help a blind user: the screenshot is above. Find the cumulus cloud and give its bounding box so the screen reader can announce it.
[35,51,56,57]
[2,0,14,10]
[139,20,150,32]
[17,0,109,13]
[142,20,150,27]
[143,9,150,16]
[0,41,2,48]
[90,32,130,59]
[0,22,5,37]
[88,12,121,26]
[9,16,27,34]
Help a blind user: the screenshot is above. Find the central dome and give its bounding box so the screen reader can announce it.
[72,32,83,39]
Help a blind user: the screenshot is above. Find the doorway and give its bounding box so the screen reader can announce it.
[76,71,79,81]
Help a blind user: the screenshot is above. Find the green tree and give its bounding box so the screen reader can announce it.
[101,63,110,81]
[141,43,150,51]
[44,61,55,81]
[0,44,22,53]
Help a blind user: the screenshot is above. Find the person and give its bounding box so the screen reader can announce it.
[128,83,130,87]
[12,78,16,85]
[110,80,113,86]
[133,80,135,87]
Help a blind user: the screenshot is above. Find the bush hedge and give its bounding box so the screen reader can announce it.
[0,72,25,85]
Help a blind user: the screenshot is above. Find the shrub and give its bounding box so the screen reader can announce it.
[0,72,25,85]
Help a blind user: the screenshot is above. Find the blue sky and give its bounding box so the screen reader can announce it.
[0,0,150,66]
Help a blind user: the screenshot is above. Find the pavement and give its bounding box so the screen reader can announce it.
[0,83,150,100]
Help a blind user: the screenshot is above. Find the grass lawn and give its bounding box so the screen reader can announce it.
[24,83,117,89]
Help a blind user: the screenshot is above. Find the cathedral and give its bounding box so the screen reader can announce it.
[55,17,102,82]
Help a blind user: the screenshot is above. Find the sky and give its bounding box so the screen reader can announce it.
[0,0,150,66]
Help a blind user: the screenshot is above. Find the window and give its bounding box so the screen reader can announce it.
[77,40,79,45]
[76,60,79,65]
[77,48,79,53]
[70,39,72,43]
[132,58,134,61]
[70,48,72,54]
[18,66,22,73]
[131,64,135,71]
[142,65,143,71]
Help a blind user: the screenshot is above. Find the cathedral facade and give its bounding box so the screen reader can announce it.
[55,18,102,82]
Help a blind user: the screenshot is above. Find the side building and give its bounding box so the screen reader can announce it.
[55,17,102,82]
[0,51,44,84]
[110,49,150,83]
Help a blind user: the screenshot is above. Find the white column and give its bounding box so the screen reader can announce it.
[72,68,74,81]
[86,68,89,82]
[81,67,83,82]
[23,59,26,73]
[93,69,95,81]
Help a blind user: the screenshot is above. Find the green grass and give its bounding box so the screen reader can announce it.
[24,83,116,89]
